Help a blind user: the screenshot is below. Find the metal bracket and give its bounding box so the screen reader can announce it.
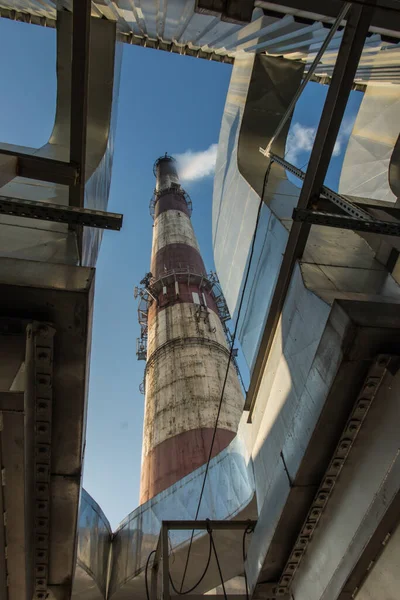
[268,153,373,222]
[0,195,123,231]
[293,209,400,236]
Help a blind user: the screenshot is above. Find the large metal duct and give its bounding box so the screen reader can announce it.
[72,436,256,599]
[0,10,121,266]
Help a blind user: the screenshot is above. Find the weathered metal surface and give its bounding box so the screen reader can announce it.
[339,83,400,204]
[0,257,94,600]
[24,322,56,600]
[69,436,255,599]
[1,1,400,82]
[247,3,374,418]
[292,365,400,600]
[275,355,391,597]
[0,385,27,599]
[212,53,303,370]
[356,521,400,600]
[72,490,112,600]
[109,435,256,600]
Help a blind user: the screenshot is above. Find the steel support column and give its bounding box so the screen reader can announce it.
[69,0,91,209]
[246,2,374,416]
[24,323,55,600]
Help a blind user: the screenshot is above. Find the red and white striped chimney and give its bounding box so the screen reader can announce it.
[139,155,243,504]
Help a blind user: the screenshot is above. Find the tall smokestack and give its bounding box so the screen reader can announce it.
[137,154,243,504]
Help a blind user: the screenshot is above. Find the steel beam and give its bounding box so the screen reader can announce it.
[338,481,400,598]
[184,596,247,600]
[162,523,170,600]
[0,149,78,187]
[254,0,400,36]
[162,520,256,531]
[246,3,374,416]
[0,195,123,231]
[293,208,400,235]
[69,0,91,209]
[268,152,373,221]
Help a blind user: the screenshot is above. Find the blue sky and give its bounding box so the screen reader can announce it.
[0,17,362,530]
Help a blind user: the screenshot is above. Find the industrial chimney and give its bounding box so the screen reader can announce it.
[136,155,244,504]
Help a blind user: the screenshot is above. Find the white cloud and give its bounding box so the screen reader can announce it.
[285,123,316,164]
[285,118,355,165]
[175,144,218,182]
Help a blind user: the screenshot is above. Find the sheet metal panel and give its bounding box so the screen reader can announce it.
[357,521,400,600]
[0,13,120,268]
[292,369,400,600]
[72,490,112,600]
[1,1,400,83]
[212,52,302,370]
[108,435,255,600]
[339,82,400,204]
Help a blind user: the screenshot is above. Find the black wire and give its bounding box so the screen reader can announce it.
[210,529,228,600]
[179,161,274,592]
[145,549,156,600]
[242,524,254,600]
[169,531,213,595]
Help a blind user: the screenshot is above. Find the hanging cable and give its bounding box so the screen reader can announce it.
[179,160,274,593]
[169,530,213,595]
[145,549,157,600]
[209,524,228,600]
[242,522,254,600]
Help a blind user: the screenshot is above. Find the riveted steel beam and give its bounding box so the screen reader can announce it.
[293,208,400,235]
[0,195,123,231]
[269,152,373,221]
[25,323,56,600]
[274,355,392,598]
[246,3,374,416]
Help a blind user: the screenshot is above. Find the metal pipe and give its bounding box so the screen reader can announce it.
[261,2,351,157]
